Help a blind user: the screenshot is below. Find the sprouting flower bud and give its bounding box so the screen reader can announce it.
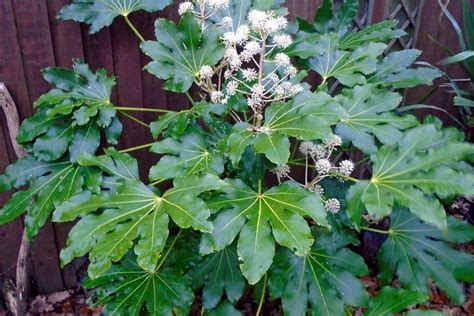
[199,65,214,79]
[339,160,355,176]
[315,159,332,174]
[325,198,340,214]
[272,164,291,179]
[178,2,193,15]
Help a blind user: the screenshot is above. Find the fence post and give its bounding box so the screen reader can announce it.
[0,83,29,316]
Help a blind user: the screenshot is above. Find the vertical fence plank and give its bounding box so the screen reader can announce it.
[0,0,32,121]
[0,118,23,281]
[11,0,65,294]
[405,0,466,124]
[45,0,87,289]
[111,16,152,179]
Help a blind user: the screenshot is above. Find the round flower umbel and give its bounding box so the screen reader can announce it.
[325,198,341,214]
[181,4,302,127]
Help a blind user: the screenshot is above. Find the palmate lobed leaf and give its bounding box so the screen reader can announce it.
[149,128,224,181]
[142,13,225,93]
[268,224,369,316]
[335,84,418,154]
[190,245,245,309]
[365,286,428,316]
[201,178,328,284]
[347,123,474,229]
[56,171,224,278]
[376,209,474,305]
[301,0,358,37]
[84,252,194,316]
[17,60,121,162]
[58,0,172,33]
[309,33,386,87]
[0,156,102,238]
[227,91,341,165]
[368,49,441,88]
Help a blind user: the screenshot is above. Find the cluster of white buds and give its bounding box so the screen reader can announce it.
[324,198,340,214]
[338,160,355,176]
[179,1,230,19]
[272,164,291,182]
[300,135,355,190]
[308,183,324,196]
[209,8,302,112]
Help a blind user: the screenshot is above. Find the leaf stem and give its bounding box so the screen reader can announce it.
[150,179,165,186]
[117,110,150,128]
[119,142,153,153]
[360,226,390,235]
[256,273,267,316]
[185,92,196,105]
[124,15,145,42]
[156,230,182,271]
[329,171,359,183]
[115,106,172,113]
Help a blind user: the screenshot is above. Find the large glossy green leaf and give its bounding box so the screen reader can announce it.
[142,13,225,92]
[335,85,418,154]
[268,225,369,316]
[338,20,405,50]
[375,209,474,305]
[365,286,428,316]
[57,173,224,277]
[84,253,194,315]
[58,0,172,33]
[227,91,342,165]
[347,124,474,229]
[150,128,224,181]
[368,50,441,88]
[0,158,98,238]
[304,0,358,37]
[191,246,245,309]
[309,34,386,86]
[35,60,115,125]
[17,60,119,162]
[202,179,328,284]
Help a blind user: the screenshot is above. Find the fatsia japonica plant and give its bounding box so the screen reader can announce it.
[1,0,474,315]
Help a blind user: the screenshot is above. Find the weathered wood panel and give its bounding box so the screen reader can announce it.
[0,0,469,295]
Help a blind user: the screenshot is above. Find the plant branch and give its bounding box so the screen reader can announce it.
[119,142,153,153]
[115,106,171,113]
[124,15,145,42]
[185,91,196,105]
[156,230,182,271]
[256,273,267,316]
[360,226,390,235]
[118,110,150,128]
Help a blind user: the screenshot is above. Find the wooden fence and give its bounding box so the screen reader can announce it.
[0,0,471,294]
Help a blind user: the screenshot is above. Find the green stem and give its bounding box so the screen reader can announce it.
[115,106,171,113]
[256,273,267,316]
[118,110,150,128]
[150,179,165,186]
[124,15,145,42]
[329,171,359,183]
[119,142,153,153]
[360,226,390,235]
[156,230,182,271]
[185,92,196,105]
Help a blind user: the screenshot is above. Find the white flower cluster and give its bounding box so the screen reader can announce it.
[179,0,230,17]
[206,8,302,112]
[272,164,291,181]
[299,135,355,180]
[325,198,340,214]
